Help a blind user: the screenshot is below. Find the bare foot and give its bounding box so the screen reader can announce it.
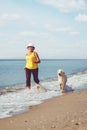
[26,86,31,89]
[36,85,40,92]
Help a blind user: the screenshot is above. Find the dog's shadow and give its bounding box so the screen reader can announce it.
[64,85,74,93]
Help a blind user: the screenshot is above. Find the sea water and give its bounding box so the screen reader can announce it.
[0,59,87,118]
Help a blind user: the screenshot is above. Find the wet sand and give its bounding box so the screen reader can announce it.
[0,90,87,130]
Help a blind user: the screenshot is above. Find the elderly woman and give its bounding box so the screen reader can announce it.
[24,43,40,89]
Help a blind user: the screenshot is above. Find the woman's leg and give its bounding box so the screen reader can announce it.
[32,68,40,84]
[25,68,31,89]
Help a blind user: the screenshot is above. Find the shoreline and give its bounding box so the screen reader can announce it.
[0,89,87,130]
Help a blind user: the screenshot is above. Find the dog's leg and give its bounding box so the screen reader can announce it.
[62,82,66,93]
[60,84,62,90]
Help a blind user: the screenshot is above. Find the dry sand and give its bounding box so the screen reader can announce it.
[0,90,87,130]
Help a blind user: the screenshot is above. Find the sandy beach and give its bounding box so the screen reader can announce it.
[0,90,87,130]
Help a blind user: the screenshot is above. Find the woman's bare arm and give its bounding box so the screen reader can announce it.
[34,52,40,63]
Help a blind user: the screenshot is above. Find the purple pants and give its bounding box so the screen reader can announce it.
[25,68,39,87]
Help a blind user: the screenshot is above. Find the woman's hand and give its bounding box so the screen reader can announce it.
[23,67,26,70]
[32,60,39,63]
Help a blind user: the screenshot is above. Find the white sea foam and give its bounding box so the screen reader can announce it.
[0,72,87,119]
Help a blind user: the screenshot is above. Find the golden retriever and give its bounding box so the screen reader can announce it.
[57,69,67,93]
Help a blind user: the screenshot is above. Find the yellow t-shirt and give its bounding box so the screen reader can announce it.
[25,52,38,69]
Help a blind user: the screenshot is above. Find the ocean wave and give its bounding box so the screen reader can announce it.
[0,69,87,96]
[0,69,87,119]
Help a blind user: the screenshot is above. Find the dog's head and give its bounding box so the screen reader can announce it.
[57,69,65,76]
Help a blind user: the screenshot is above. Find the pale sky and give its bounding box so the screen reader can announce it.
[0,0,87,59]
